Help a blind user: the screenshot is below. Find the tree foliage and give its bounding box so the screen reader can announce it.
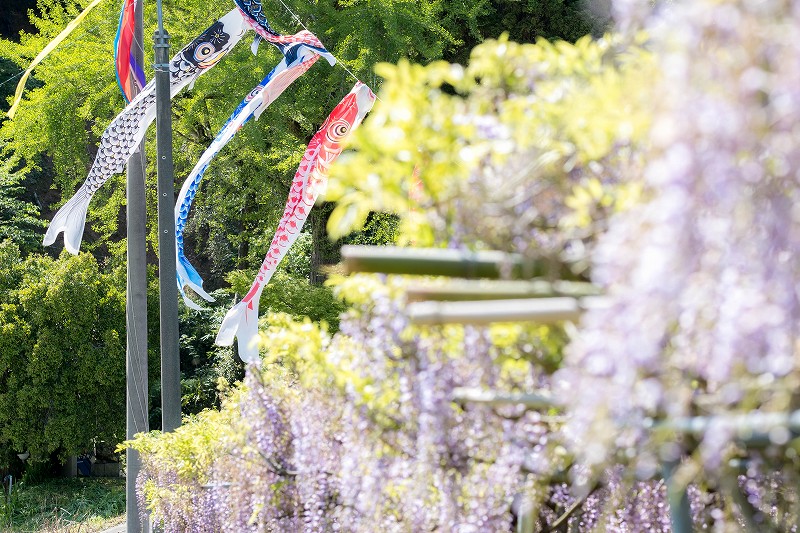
[0,241,126,464]
[0,157,46,253]
[327,32,652,254]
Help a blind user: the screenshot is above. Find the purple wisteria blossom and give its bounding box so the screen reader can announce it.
[560,0,800,495]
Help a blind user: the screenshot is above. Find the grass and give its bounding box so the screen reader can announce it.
[0,477,125,532]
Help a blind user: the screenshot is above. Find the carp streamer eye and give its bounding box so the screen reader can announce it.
[246,86,263,101]
[327,119,350,141]
[194,42,216,62]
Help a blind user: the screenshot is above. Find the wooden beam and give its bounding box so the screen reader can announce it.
[452,387,559,409]
[407,297,607,325]
[405,279,600,302]
[341,245,578,280]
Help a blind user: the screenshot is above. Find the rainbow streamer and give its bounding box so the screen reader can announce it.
[113,0,146,102]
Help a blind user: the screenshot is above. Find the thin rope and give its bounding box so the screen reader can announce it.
[270,0,383,102]
[0,70,25,89]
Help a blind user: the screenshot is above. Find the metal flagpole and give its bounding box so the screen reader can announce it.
[154,0,181,433]
[125,0,150,531]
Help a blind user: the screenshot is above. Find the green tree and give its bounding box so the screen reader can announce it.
[0,241,126,464]
[0,157,46,253]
